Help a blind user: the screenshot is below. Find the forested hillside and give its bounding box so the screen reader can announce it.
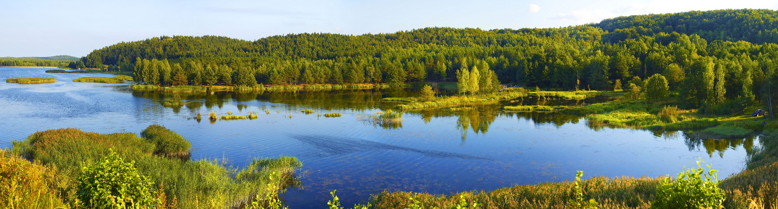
[80,9,778,113]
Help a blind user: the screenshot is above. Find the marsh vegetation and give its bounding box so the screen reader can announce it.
[6,77,55,84]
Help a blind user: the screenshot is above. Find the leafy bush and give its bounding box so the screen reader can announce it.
[569,171,599,209]
[76,149,157,208]
[628,83,641,99]
[652,161,725,209]
[420,84,435,101]
[645,74,669,102]
[141,124,191,157]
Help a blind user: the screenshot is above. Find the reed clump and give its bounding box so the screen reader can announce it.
[6,77,56,84]
[301,109,315,114]
[73,76,125,83]
[0,149,66,208]
[220,112,258,121]
[324,112,342,117]
[140,124,191,158]
[209,111,217,121]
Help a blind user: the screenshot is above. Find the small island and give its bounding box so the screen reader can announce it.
[5,77,56,84]
[72,75,132,83]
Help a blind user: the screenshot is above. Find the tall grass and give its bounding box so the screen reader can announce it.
[324,112,342,117]
[72,76,125,83]
[0,149,66,208]
[10,127,302,208]
[6,77,55,84]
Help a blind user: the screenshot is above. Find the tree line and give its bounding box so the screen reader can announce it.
[79,9,778,115]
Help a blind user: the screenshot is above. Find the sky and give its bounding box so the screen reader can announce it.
[1,0,777,57]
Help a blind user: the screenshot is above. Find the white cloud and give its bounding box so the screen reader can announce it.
[528,4,540,13]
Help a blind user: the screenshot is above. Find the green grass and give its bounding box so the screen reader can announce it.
[10,126,302,208]
[6,77,55,84]
[73,76,128,83]
[503,105,561,112]
[394,91,527,111]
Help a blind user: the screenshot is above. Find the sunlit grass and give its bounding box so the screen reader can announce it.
[392,91,527,111]
[6,77,55,84]
[10,127,302,208]
[72,76,126,83]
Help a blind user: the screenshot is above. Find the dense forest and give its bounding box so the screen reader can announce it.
[0,55,78,68]
[78,9,778,113]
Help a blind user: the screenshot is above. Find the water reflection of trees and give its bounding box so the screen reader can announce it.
[681,131,756,158]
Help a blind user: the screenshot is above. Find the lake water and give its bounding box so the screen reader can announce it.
[0,67,759,208]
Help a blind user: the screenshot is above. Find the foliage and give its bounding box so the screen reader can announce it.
[140,124,191,157]
[569,171,599,209]
[5,77,55,84]
[11,127,303,208]
[652,161,725,209]
[645,74,669,102]
[613,79,622,91]
[657,106,681,123]
[76,149,157,208]
[0,149,66,209]
[420,84,435,101]
[628,83,642,99]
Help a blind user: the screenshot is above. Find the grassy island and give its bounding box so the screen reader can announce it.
[72,75,132,83]
[5,77,55,84]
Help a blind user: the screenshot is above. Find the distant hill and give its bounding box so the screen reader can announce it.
[0,55,79,61]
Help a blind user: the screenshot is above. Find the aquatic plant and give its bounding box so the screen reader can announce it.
[72,76,125,83]
[76,149,157,208]
[6,77,55,84]
[141,124,191,158]
[302,109,315,114]
[209,111,217,121]
[220,112,259,121]
[395,91,527,111]
[162,94,185,108]
[324,113,342,117]
[373,110,403,123]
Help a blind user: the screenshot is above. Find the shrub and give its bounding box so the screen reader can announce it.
[657,106,681,123]
[614,79,622,91]
[141,124,191,157]
[645,74,669,102]
[420,84,435,101]
[652,161,725,209]
[76,149,157,208]
[628,83,641,99]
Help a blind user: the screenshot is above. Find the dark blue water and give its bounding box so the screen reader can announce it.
[0,67,757,208]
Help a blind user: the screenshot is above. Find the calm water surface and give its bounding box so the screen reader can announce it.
[0,67,759,208]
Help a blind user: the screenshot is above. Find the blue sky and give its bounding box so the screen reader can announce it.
[1,0,777,57]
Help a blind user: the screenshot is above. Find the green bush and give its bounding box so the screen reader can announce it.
[141,124,191,157]
[645,74,668,102]
[652,161,725,209]
[76,149,157,208]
